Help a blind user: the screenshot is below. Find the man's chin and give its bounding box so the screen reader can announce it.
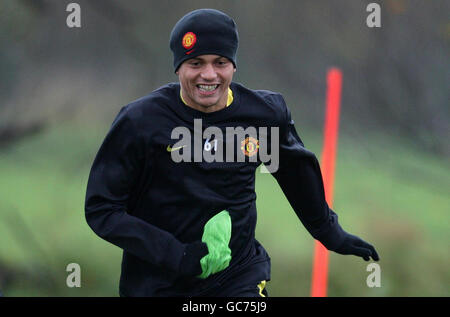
[194,99,219,109]
[194,101,225,113]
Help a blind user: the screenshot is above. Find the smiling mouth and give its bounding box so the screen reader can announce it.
[197,84,219,92]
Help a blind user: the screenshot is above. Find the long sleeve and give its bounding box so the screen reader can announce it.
[84,106,193,274]
[269,95,346,250]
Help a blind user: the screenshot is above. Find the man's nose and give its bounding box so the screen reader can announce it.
[200,64,217,80]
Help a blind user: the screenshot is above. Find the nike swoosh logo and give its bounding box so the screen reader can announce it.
[167,145,186,152]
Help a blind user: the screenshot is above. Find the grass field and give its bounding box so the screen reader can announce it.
[0,120,448,296]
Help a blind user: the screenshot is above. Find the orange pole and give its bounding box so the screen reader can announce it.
[310,68,342,297]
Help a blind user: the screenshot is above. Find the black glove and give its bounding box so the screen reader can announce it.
[178,241,209,277]
[333,232,379,261]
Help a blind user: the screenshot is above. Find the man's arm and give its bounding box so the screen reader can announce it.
[268,95,379,261]
[85,106,208,276]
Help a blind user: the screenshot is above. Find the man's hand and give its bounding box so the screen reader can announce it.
[178,210,232,279]
[333,232,379,261]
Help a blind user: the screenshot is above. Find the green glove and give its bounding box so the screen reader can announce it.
[198,210,232,279]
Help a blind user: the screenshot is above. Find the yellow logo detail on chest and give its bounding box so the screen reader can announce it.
[167,145,185,152]
[241,137,259,157]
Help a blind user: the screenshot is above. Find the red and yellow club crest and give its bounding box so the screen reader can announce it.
[241,137,259,157]
[182,32,197,49]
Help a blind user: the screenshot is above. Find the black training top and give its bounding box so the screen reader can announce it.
[84,81,346,296]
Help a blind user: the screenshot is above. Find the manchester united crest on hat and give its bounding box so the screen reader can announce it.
[182,32,197,50]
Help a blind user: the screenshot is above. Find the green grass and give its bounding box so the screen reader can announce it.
[0,121,448,296]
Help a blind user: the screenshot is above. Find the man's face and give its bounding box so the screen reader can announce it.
[177,54,236,113]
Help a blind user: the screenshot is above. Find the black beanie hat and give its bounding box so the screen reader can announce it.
[170,9,239,72]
